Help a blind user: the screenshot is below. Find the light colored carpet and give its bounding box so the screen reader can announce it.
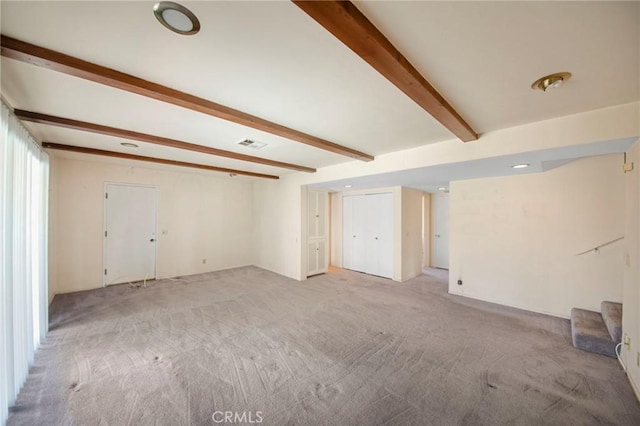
[8,266,640,425]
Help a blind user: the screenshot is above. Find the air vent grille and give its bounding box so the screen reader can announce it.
[236,139,267,150]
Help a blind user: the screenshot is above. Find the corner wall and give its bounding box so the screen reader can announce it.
[449,154,625,318]
[623,139,640,398]
[49,156,254,295]
[401,187,424,281]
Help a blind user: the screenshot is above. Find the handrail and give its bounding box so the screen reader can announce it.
[575,236,624,256]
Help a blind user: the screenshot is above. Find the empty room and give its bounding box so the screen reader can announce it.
[2,1,640,425]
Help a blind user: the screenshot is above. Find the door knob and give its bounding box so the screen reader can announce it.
[375,237,379,240]
[150,238,155,242]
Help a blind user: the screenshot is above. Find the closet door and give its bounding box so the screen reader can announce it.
[307,189,329,277]
[342,195,355,270]
[342,193,394,279]
[343,195,367,272]
[371,193,394,279]
[316,191,327,238]
[308,190,327,240]
[361,194,378,274]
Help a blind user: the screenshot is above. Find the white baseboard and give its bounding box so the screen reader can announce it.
[447,290,569,319]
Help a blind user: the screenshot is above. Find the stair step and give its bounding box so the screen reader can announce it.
[601,301,622,344]
[570,308,616,358]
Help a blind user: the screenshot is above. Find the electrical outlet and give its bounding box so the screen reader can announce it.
[624,334,631,347]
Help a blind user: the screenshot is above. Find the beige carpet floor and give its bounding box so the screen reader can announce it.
[8,266,640,425]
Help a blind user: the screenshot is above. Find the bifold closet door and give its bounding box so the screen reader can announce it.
[343,195,364,272]
[342,193,394,279]
[369,193,394,278]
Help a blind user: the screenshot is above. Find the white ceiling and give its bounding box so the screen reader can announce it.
[1,1,638,183]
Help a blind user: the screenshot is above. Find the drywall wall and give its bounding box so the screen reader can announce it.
[329,192,342,268]
[252,102,639,282]
[401,187,424,281]
[49,155,254,295]
[449,154,625,318]
[623,139,640,398]
[422,193,431,269]
[252,178,302,280]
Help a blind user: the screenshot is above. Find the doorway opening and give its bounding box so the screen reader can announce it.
[431,193,450,270]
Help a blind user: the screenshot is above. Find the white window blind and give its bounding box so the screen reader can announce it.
[0,101,49,425]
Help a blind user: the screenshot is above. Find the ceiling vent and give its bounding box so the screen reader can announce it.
[236,139,267,150]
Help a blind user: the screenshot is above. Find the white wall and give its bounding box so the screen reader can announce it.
[623,139,640,398]
[422,193,431,268]
[252,102,639,282]
[449,154,625,318]
[49,155,254,295]
[252,179,302,280]
[330,192,342,268]
[401,187,424,281]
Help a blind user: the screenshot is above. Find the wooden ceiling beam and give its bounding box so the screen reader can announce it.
[42,142,279,180]
[15,109,315,173]
[292,1,478,142]
[1,35,374,161]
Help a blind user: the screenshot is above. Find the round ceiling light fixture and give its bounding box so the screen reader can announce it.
[153,2,200,35]
[531,72,572,92]
[120,142,139,148]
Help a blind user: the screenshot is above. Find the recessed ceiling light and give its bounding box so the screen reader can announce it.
[531,72,572,92]
[120,142,139,148]
[153,2,200,35]
[438,187,447,191]
[344,185,352,188]
[512,163,530,169]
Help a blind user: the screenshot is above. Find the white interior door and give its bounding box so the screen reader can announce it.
[372,193,394,278]
[433,195,450,269]
[342,195,356,270]
[104,184,157,285]
[343,193,394,279]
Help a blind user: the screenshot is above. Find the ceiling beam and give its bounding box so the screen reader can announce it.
[42,142,279,180]
[15,109,316,173]
[292,1,478,142]
[1,35,374,161]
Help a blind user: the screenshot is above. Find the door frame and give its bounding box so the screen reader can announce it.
[102,182,159,287]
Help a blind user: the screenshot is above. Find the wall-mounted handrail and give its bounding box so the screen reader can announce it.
[575,236,624,256]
